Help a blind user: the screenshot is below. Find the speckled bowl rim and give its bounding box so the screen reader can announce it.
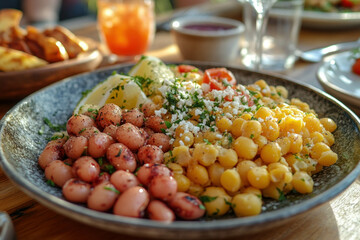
[1,62,360,238]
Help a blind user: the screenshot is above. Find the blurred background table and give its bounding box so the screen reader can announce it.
[1,1,360,239]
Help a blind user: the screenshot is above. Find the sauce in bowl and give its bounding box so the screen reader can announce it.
[184,24,234,31]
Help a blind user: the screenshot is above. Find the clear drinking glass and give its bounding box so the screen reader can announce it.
[241,0,278,71]
[241,0,303,71]
[97,0,155,59]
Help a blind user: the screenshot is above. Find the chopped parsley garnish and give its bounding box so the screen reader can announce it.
[103,164,116,174]
[46,179,55,187]
[164,121,172,128]
[199,195,217,203]
[104,186,120,194]
[43,117,66,132]
[203,139,212,145]
[248,90,258,96]
[276,188,286,201]
[224,198,234,208]
[294,154,303,161]
[97,157,104,166]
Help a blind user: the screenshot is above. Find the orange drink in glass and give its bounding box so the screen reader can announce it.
[97,0,155,57]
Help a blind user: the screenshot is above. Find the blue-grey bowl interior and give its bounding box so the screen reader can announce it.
[1,62,360,239]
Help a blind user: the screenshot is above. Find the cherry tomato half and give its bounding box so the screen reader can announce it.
[177,65,203,75]
[341,0,355,8]
[352,58,360,75]
[202,68,237,91]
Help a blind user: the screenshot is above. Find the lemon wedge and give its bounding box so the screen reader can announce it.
[129,55,174,82]
[74,56,172,114]
[74,74,148,114]
[105,80,148,110]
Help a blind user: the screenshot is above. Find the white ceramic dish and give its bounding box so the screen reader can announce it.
[317,50,360,107]
[171,16,244,63]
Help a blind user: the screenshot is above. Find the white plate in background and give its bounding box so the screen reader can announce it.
[317,50,360,107]
[301,10,360,29]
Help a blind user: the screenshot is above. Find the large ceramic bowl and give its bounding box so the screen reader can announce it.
[0,63,360,239]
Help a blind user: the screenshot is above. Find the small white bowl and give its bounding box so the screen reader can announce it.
[171,16,244,63]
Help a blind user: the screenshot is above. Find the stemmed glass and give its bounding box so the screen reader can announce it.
[242,0,278,71]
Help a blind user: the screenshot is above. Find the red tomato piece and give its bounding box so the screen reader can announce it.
[341,0,354,8]
[352,58,360,75]
[202,68,237,91]
[177,65,203,75]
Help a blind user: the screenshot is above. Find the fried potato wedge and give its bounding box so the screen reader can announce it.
[0,46,47,72]
[44,26,88,59]
[26,26,68,63]
[0,9,22,32]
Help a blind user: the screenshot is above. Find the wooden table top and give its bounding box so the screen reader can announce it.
[1,2,360,239]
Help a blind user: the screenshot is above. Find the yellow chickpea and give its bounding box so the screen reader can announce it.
[253,135,268,153]
[288,133,303,154]
[236,160,257,187]
[262,182,288,200]
[254,106,274,120]
[261,120,280,141]
[310,132,324,144]
[273,107,285,120]
[284,154,299,173]
[208,162,225,187]
[172,132,194,147]
[275,86,288,99]
[171,146,192,167]
[292,171,313,194]
[187,182,204,197]
[320,118,337,132]
[290,98,311,112]
[220,168,242,192]
[233,136,258,160]
[241,120,262,139]
[276,137,291,156]
[203,131,219,144]
[260,142,282,164]
[242,186,262,199]
[247,166,270,189]
[218,148,238,168]
[318,151,338,166]
[187,164,210,186]
[193,143,219,167]
[312,164,323,175]
[304,115,322,133]
[253,157,264,167]
[280,116,304,134]
[167,163,183,175]
[173,174,191,192]
[175,125,185,137]
[200,187,232,217]
[255,79,268,89]
[194,132,204,144]
[310,142,331,160]
[231,193,262,217]
[231,118,245,138]
[300,126,311,139]
[323,131,335,146]
[241,113,252,120]
[268,164,293,183]
[216,117,232,133]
